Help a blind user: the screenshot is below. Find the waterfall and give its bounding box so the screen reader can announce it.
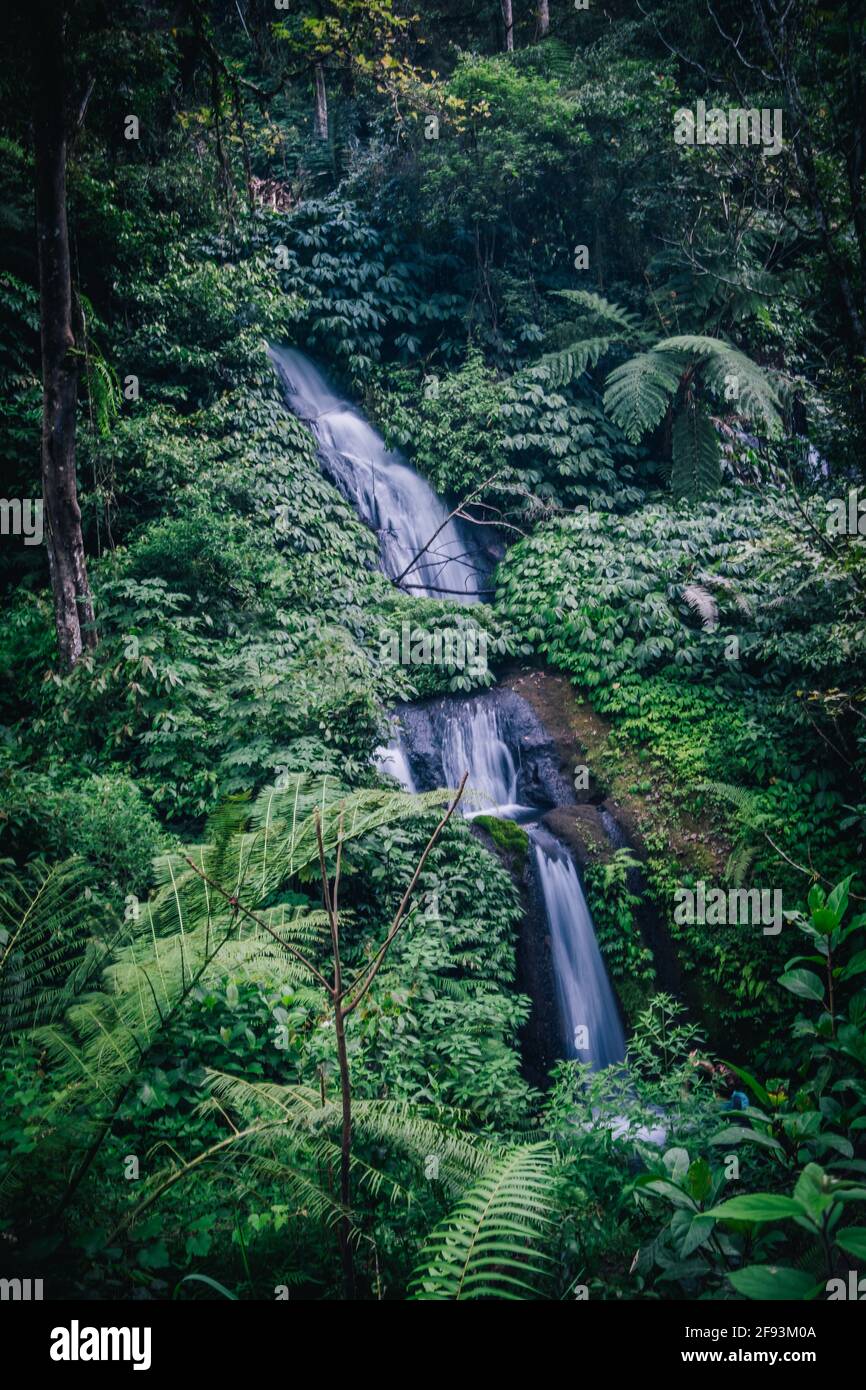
[437,699,524,819]
[397,689,625,1067]
[268,345,485,600]
[530,830,626,1067]
[272,345,625,1069]
[373,722,417,793]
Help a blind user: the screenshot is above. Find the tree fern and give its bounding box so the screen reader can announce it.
[113,1073,493,1243]
[671,401,721,501]
[408,1142,559,1300]
[1,781,453,1212]
[523,291,642,391]
[206,1071,490,1193]
[525,335,620,389]
[655,335,782,435]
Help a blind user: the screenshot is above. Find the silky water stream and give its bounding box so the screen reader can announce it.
[271,345,627,1071]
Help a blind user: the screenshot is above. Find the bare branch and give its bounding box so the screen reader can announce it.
[342,773,468,1016]
[181,854,332,993]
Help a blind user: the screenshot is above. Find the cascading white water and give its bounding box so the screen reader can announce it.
[431,694,624,1067]
[437,700,525,819]
[272,345,625,1069]
[268,345,484,600]
[530,834,626,1067]
[373,733,417,792]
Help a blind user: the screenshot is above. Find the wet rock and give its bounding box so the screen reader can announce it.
[397,686,576,807]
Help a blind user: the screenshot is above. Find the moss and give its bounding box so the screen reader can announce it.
[474,814,529,861]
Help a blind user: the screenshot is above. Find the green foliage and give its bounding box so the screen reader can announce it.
[496,497,769,688]
[671,400,721,501]
[584,849,655,1019]
[2,0,865,1306]
[603,349,685,442]
[527,287,783,500]
[630,883,866,1299]
[0,762,165,900]
[409,1143,558,1300]
[261,196,465,379]
[473,815,529,863]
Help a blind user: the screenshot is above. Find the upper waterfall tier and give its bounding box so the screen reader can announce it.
[269,345,488,602]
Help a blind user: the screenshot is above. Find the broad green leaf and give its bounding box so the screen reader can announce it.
[710,1126,785,1155]
[778,968,825,1002]
[728,1265,820,1301]
[835,1227,866,1259]
[663,1147,690,1181]
[793,1164,835,1222]
[706,1194,803,1223]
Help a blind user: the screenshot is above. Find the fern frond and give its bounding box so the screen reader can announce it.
[725,842,759,889]
[524,336,618,389]
[552,289,641,332]
[409,1143,559,1300]
[682,583,719,630]
[0,858,110,1031]
[0,781,465,1211]
[695,571,753,617]
[603,350,685,442]
[204,1071,490,1194]
[671,402,721,500]
[655,335,782,435]
[696,782,762,821]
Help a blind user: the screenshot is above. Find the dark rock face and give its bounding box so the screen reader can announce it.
[542,805,610,868]
[395,687,577,808]
[518,840,565,1084]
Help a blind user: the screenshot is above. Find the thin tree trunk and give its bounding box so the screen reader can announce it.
[313,62,329,141]
[333,1002,355,1300]
[538,0,550,37]
[33,3,95,670]
[501,0,514,51]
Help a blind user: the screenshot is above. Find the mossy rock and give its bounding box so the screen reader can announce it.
[473,814,529,865]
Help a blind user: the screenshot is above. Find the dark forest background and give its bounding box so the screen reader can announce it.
[1,0,865,1303]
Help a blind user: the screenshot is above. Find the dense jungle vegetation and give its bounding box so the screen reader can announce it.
[1,0,865,1307]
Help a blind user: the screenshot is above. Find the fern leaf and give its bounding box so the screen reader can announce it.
[409,1143,559,1300]
[654,335,782,435]
[671,402,721,500]
[682,583,719,630]
[696,782,762,821]
[603,350,684,443]
[551,289,641,332]
[522,336,617,389]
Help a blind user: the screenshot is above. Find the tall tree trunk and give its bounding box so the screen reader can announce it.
[313,62,329,141]
[333,1002,356,1300]
[501,0,514,51]
[538,0,550,37]
[33,4,95,670]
